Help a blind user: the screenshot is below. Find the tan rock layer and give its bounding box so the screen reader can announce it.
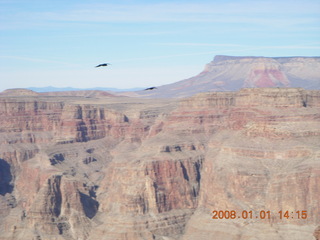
[0,88,319,240]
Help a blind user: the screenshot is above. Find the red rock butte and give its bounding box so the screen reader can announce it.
[134,56,320,98]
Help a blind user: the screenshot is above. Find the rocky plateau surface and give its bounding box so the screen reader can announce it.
[135,55,320,98]
[0,87,319,240]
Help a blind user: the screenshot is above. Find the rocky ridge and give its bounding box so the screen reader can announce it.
[0,88,319,240]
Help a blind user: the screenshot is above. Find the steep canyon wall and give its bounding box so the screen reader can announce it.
[0,88,319,240]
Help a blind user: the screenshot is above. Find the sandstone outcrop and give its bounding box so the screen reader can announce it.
[0,88,319,240]
[134,56,320,98]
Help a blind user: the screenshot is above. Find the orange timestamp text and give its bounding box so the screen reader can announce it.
[212,210,308,220]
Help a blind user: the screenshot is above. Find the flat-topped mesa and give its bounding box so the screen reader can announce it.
[212,55,265,63]
[213,55,320,63]
[0,88,39,96]
[135,55,320,98]
[180,88,320,108]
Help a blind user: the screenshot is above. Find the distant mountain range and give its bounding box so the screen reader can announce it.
[27,86,144,92]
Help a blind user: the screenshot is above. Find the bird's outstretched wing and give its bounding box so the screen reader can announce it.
[95,63,111,68]
[144,87,157,90]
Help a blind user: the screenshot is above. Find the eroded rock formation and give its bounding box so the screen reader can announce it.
[135,56,320,98]
[0,88,319,240]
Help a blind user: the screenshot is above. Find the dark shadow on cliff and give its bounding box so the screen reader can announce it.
[0,159,14,196]
[180,161,189,181]
[79,192,99,219]
[49,153,65,165]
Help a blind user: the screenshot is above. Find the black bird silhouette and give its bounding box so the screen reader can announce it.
[144,87,157,91]
[95,63,111,68]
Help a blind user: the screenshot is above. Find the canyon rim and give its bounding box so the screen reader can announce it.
[0,56,320,240]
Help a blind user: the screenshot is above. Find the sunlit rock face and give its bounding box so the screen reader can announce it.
[0,88,319,240]
[134,56,320,98]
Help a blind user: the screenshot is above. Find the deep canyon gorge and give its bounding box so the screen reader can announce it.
[0,87,319,240]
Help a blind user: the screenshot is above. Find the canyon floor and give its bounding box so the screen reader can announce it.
[0,88,319,240]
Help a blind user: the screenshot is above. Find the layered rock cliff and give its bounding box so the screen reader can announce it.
[0,88,319,240]
[134,56,320,98]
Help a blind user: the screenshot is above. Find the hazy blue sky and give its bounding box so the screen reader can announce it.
[0,0,319,91]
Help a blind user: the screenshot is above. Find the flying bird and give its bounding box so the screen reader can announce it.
[144,87,157,91]
[95,63,111,68]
